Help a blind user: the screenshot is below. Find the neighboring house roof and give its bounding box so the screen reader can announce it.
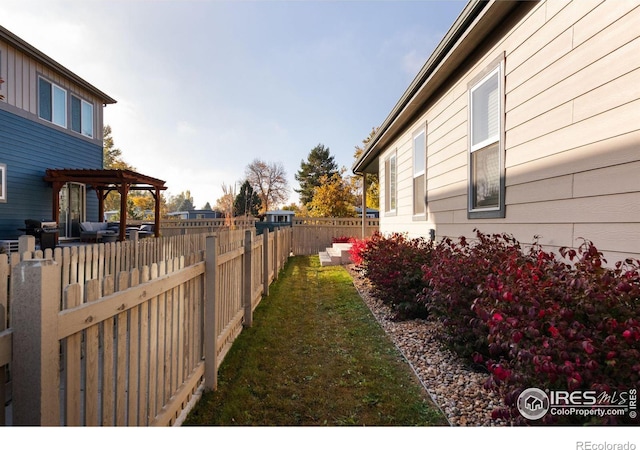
[0,25,117,105]
[352,0,520,174]
[266,210,295,215]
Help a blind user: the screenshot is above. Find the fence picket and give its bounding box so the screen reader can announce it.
[128,269,140,426]
[101,275,115,426]
[147,262,159,423]
[63,284,83,426]
[84,278,101,426]
[114,271,129,426]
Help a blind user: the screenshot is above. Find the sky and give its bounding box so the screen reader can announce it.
[0,0,467,209]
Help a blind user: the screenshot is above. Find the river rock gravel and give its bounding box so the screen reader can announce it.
[347,265,512,426]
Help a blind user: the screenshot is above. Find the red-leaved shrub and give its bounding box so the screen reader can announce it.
[348,237,368,266]
[356,232,433,320]
[356,228,639,424]
[419,231,527,362]
[477,240,640,425]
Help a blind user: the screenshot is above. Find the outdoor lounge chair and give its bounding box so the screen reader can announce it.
[80,221,118,242]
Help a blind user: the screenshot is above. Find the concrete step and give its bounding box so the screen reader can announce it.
[319,242,353,266]
[331,242,353,264]
[319,251,335,266]
[326,247,343,265]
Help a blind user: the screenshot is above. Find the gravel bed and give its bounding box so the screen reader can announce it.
[347,265,512,426]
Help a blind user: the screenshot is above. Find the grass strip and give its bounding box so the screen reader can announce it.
[183,255,447,426]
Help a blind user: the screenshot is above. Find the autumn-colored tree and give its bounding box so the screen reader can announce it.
[353,127,380,210]
[103,125,135,171]
[102,125,139,215]
[282,202,305,216]
[216,183,235,220]
[307,172,357,218]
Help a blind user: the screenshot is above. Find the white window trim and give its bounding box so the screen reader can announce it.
[0,163,6,203]
[71,94,95,138]
[467,57,505,219]
[470,66,501,154]
[39,76,68,129]
[412,126,427,219]
[384,151,397,215]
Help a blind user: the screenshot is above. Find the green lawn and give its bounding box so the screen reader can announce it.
[183,255,447,426]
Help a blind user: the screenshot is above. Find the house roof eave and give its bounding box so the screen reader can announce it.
[352,0,520,175]
[0,25,117,105]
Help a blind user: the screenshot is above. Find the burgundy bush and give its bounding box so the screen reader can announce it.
[348,237,368,266]
[356,232,433,320]
[419,230,527,361]
[355,228,639,424]
[478,240,640,425]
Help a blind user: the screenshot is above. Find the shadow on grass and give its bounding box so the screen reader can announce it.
[183,255,448,426]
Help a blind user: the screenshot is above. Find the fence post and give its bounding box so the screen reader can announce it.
[243,230,253,328]
[11,259,61,426]
[262,229,269,297]
[273,228,279,280]
[0,254,6,426]
[204,235,218,391]
[18,235,35,255]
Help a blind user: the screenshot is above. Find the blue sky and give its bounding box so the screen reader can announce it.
[0,0,466,209]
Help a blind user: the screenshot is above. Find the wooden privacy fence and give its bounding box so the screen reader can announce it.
[2,226,292,426]
[160,217,257,237]
[291,217,379,255]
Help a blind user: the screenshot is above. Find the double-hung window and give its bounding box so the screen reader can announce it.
[384,152,397,214]
[38,77,67,128]
[71,95,94,137]
[468,60,505,218]
[413,127,426,217]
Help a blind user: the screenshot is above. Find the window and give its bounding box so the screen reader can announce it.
[38,77,67,127]
[384,152,397,214]
[468,62,505,218]
[413,127,426,216]
[71,95,94,137]
[0,163,6,203]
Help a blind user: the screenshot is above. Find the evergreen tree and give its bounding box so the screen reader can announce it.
[234,180,261,216]
[295,143,338,206]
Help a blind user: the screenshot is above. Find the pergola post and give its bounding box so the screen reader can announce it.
[361,173,367,238]
[153,188,161,237]
[119,183,129,241]
[50,181,64,226]
[96,187,105,222]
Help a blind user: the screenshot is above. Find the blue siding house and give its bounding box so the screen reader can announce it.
[0,25,116,240]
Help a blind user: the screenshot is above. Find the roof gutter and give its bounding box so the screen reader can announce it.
[0,25,117,105]
[352,0,513,174]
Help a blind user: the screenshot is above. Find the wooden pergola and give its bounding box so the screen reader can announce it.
[44,168,167,241]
